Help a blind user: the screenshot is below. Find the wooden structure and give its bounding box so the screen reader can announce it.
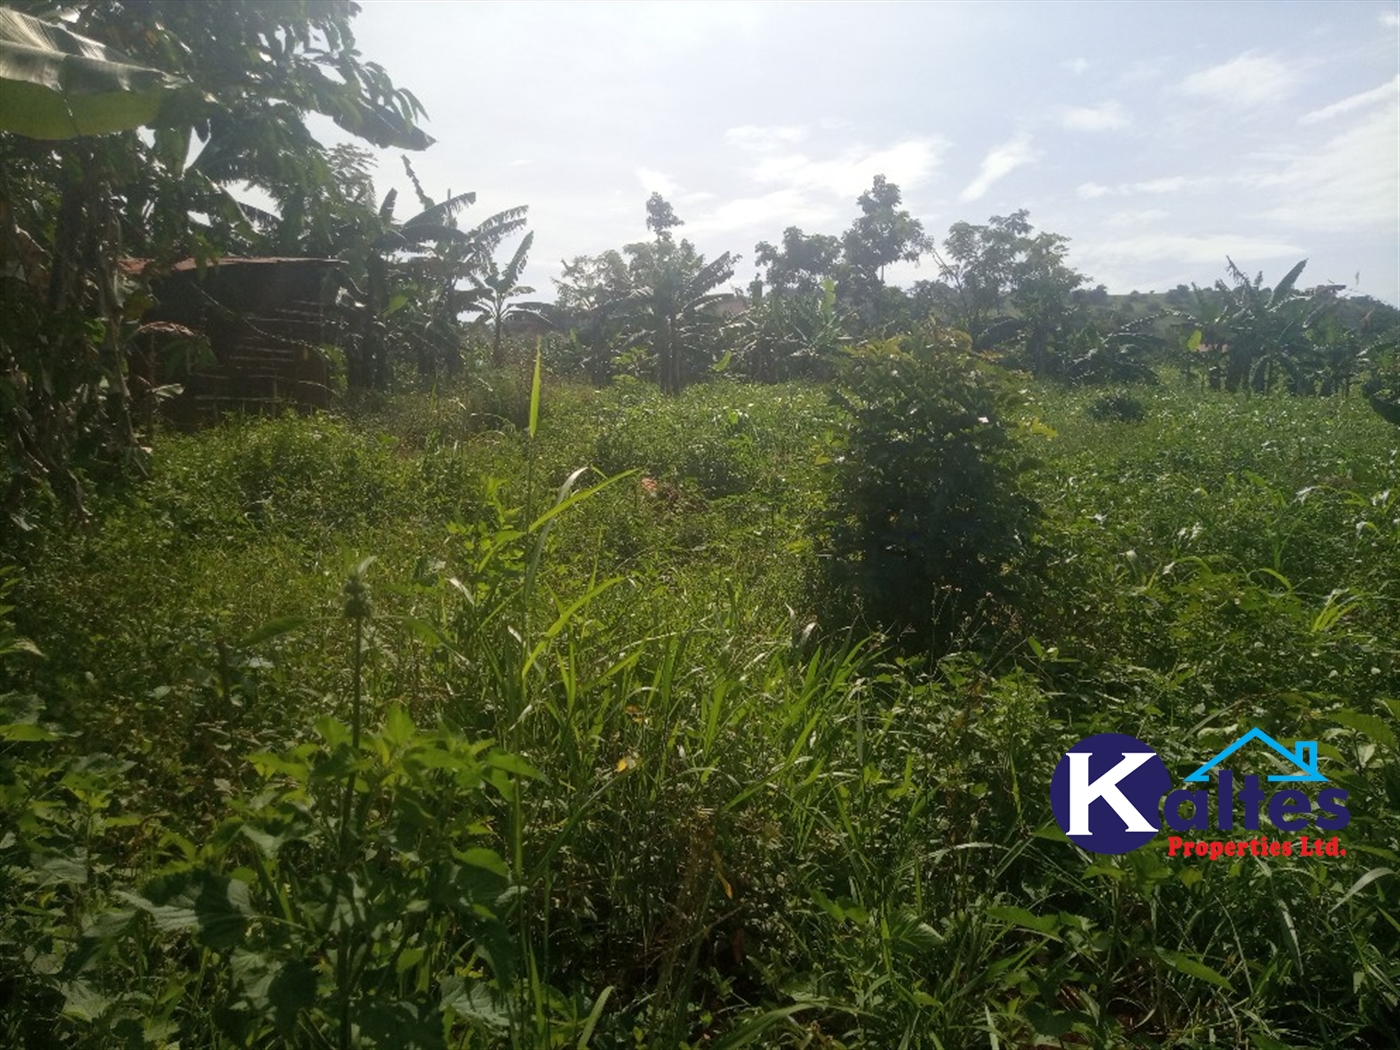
[127,256,339,427]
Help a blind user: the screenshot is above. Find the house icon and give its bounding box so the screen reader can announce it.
[1183,727,1326,783]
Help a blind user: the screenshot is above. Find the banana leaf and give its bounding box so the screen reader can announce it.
[0,8,194,139]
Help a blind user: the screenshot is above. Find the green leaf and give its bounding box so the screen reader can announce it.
[1155,948,1232,989]
[125,870,252,950]
[0,8,198,139]
[32,851,88,887]
[456,846,510,878]
[232,951,316,1038]
[236,615,306,649]
[1082,864,1127,880]
[528,347,542,439]
[382,702,416,747]
[986,905,1060,937]
[1330,867,1394,912]
[0,721,61,742]
[396,946,426,975]
[1328,710,1397,751]
[59,980,111,1023]
[710,1005,819,1049]
[440,977,511,1033]
[484,752,542,780]
[576,985,614,1048]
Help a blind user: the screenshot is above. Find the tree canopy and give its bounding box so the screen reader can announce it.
[0,0,435,515]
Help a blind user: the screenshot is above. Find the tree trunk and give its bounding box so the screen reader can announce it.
[491,306,505,368]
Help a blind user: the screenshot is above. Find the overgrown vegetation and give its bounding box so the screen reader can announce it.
[3,3,1399,1047]
[3,365,1398,1048]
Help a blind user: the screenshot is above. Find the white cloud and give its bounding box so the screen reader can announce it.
[1135,176,1216,194]
[724,125,808,151]
[1299,75,1400,125]
[1061,101,1131,132]
[1247,105,1399,231]
[1085,232,1304,267]
[1077,175,1217,198]
[684,188,842,236]
[1062,57,1089,75]
[1383,11,1400,28]
[687,136,944,239]
[1179,51,1300,110]
[1104,209,1169,228]
[750,137,943,197]
[959,134,1038,202]
[636,167,677,196]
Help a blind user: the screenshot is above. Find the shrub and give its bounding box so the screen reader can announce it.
[152,414,410,538]
[1086,391,1147,423]
[818,328,1039,654]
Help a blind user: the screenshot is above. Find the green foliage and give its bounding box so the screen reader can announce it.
[620,200,736,395]
[0,0,432,517]
[0,7,194,139]
[1066,315,1163,386]
[1085,391,1147,423]
[150,414,412,540]
[732,278,849,383]
[936,210,1087,374]
[464,232,538,368]
[837,175,928,327]
[754,227,843,295]
[1172,259,1351,396]
[3,370,1399,1048]
[819,328,1039,654]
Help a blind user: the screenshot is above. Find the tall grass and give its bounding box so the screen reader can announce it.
[1,371,1396,1047]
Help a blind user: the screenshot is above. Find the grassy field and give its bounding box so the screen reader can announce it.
[2,366,1397,1048]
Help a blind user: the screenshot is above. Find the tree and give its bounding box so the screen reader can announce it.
[936,211,1087,374]
[733,277,849,383]
[0,1,430,514]
[818,325,1039,654]
[645,191,683,237]
[1007,226,1085,375]
[0,7,196,138]
[754,226,842,294]
[622,228,735,395]
[465,231,536,368]
[842,175,927,280]
[1172,259,1338,395]
[610,195,734,395]
[937,210,1033,347]
[838,175,927,328]
[325,155,529,387]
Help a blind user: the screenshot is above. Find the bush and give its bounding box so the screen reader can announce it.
[818,329,1040,654]
[1086,391,1147,423]
[151,414,410,538]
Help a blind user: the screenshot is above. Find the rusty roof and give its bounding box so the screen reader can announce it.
[120,256,342,276]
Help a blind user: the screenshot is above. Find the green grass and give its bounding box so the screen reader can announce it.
[2,368,1396,1048]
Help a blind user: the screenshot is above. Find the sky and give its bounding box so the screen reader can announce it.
[344,0,1400,304]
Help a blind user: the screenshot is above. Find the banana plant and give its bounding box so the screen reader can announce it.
[1173,259,1338,394]
[620,237,735,395]
[0,7,197,139]
[334,158,529,387]
[733,277,849,382]
[463,230,537,368]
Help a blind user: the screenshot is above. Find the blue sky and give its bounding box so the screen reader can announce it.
[348,0,1400,304]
